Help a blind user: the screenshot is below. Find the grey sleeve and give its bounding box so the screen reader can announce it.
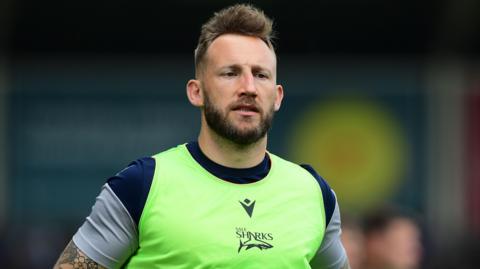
[72,184,139,269]
[311,193,349,269]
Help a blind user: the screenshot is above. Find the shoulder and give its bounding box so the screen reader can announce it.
[152,143,189,161]
[107,157,156,225]
[268,152,312,175]
[107,144,189,224]
[299,164,337,228]
[268,153,337,227]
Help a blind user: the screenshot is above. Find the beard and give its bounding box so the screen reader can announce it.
[203,92,275,146]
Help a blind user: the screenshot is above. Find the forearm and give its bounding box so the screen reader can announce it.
[53,240,107,269]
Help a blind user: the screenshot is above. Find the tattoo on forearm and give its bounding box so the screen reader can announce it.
[54,240,107,269]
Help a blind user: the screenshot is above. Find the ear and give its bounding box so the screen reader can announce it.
[274,84,284,111]
[186,79,203,107]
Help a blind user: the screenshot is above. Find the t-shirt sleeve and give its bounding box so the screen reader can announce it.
[310,195,349,269]
[72,157,155,269]
[300,164,349,269]
[72,184,138,269]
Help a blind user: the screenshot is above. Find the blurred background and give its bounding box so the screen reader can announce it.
[1,0,479,268]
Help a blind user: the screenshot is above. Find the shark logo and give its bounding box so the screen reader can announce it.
[239,198,255,218]
[238,238,273,253]
[236,227,274,253]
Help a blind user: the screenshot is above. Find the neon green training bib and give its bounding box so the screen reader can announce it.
[124,144,326,268]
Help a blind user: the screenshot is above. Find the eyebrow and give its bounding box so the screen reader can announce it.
[251,66,272,75]
[221,64,242,72]
[220,64,272,74]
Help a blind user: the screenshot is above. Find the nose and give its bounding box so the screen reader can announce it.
[240,72,257,95]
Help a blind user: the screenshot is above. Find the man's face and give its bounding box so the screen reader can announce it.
[383,219,422,269]
[198,34,283,145]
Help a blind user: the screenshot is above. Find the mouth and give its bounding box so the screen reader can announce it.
[231,104,260,116]
[232,104,260,112]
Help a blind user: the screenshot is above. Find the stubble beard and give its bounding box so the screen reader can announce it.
[203,91,275,146]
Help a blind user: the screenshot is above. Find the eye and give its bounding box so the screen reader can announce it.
[255,72,269,79]
[221,71,238,77]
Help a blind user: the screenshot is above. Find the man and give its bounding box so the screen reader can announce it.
[54,4,350,269]
[362,207,422,269]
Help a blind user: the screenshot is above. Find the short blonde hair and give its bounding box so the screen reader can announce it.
[194,4,275,75]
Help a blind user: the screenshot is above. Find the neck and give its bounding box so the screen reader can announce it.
[197,125,267,169]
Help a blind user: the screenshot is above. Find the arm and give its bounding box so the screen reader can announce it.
[300,164,350,269]
[53,158,153,269]
[59,183,139,269]
[54,240,107,269]
[310,197,351,269]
